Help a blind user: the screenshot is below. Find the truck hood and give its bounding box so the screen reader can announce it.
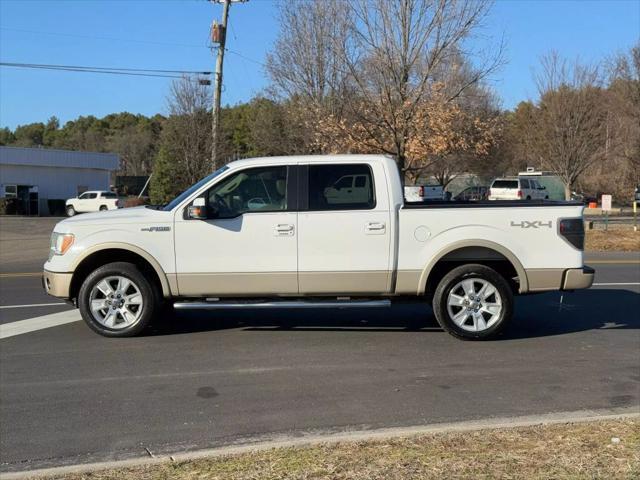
[54,206,172,231]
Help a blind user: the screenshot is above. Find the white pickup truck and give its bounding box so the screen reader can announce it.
[44,155,593,340]
[66,191,120,216]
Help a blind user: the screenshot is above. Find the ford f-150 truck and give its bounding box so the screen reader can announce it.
[44,155,594,340]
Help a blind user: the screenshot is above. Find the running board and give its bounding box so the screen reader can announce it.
[173,299,392,310]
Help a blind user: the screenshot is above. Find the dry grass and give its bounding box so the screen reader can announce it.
[585,225,640,251]
[47,418,640,480]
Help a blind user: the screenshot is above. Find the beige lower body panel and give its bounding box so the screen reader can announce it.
[177,271,391,296]
[177,272,298,296]
[43,270,72,298]
[395,270,422,295]
[298,271,389,295]
[524,269,565,292]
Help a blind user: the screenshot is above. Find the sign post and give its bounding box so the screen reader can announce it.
[601,194,612,231]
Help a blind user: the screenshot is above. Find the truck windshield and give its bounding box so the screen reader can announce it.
[161,166,229,211]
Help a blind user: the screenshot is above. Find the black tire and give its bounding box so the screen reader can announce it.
[526,196,531,200]
[66,206,76,217]
[78,262,160,337]
[99,205,108,211]
[432,264,513,340]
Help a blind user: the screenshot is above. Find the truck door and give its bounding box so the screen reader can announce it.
[173,165,299,296]
[297,162,392,294]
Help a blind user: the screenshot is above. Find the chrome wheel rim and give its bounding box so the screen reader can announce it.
[446,278,502,332]
[89,276,144,329]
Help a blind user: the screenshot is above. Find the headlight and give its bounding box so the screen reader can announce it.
[49,232,75,259]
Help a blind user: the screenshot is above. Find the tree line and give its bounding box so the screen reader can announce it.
[1,0,637,203]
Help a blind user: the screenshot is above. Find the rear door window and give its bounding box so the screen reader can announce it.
[520,179,530,189]
[492,180,518,189]
[308,164,375,210]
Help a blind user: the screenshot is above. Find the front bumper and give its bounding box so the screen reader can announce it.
[42,270,73,299]
[562,266,595,290]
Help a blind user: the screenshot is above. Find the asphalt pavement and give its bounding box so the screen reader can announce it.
[0,251,639,473]
[0,216,638,472]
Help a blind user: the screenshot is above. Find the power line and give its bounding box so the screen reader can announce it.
[0,62,211,79]
[0,27,208,49]
[1,62,211,75]
[225,48,265,67]
[2,26,266,68]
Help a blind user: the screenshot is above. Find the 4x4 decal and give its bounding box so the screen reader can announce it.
[510,220,552,229]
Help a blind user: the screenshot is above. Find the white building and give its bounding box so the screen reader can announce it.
[0,146,119,215]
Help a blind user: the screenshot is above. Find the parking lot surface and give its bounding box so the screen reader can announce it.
[0,216,638,473]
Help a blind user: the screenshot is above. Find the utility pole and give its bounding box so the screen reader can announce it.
[210,0,246,170]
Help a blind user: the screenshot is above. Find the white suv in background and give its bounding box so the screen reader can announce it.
[488,177,549,201]
[66,191,120,216]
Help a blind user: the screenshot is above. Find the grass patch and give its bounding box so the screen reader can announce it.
[48,418,639,480]
[585,225,640,251]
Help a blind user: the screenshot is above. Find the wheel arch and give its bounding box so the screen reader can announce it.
[419,240,529,296]
[69,243,173,300]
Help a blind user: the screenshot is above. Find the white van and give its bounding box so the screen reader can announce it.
[488,177,548,201]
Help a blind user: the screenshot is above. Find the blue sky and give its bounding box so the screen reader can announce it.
[0,0,638,130]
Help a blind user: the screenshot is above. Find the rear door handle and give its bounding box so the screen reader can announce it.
[275,224,295,236]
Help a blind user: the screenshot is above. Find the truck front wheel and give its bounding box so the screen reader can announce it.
[432,264,513,340]
[66,206,76,217]
[78,262,160,337]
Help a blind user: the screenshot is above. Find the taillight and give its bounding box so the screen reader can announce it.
[517,190,522,198]
[559,218,585,250]
[419,186,424,198]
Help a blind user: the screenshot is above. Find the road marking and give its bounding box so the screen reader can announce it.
[593,282,640,286]
[588,260,639,265]
[0,310,81,340]
[0,272,42,278]
[0,302,67,310]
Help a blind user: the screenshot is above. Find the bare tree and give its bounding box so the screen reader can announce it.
[164,76,212,185]
[607,44,640,174]
[329,0,503,176]
[266,0,351,111]
[526,52,607,199]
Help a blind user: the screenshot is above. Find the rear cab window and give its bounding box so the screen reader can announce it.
[308,164,375,210]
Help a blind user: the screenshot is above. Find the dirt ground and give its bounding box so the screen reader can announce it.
[49,418,640,480]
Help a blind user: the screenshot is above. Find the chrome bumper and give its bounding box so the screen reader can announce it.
[42,270,73,299]
[562,266,595,290]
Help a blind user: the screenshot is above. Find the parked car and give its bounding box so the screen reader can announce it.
[44,155,593,340]
[488,177,548,201]
[453,186,488,201]
[570,191,598,205]
[404,185,444,202]
[66,191,120,216]
[635,185,640,206]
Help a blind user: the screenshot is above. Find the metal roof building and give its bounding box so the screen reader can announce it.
[0,146,119,215]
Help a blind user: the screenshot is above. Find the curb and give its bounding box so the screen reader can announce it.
[3,406,638,479]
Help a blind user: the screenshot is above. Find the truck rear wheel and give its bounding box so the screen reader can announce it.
[432,264,513,340]
[78,262,160,337]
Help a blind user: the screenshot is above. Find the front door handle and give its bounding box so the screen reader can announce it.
[275,224,295,236]
[365,222,386,234]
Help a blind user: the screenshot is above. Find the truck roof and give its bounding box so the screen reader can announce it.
[226,154,396,170]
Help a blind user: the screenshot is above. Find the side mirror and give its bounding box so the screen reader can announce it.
[187,197,208,220]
